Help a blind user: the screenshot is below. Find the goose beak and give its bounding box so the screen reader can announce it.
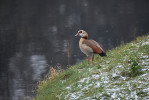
[75,33,79,36]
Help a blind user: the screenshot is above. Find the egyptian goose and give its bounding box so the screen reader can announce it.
[75,30,106,66]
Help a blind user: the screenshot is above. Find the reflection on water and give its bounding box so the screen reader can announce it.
[9,53,48,100]
[30,55,47,80]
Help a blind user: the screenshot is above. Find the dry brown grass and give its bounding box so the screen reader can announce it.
[48,67,63,82]
[48,67,57,80]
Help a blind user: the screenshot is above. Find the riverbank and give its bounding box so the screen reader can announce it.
[34,34,149,100]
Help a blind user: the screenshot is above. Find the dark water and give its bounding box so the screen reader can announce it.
[0,0,149,100]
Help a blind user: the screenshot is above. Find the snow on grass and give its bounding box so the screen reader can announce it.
[35,35,149,100]
[65,91,84,100]
[58,65,148,99]
[78,77,91,83]
[142,39,149,46]
[56,37,149,100]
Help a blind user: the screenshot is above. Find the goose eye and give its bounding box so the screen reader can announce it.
[79,31,82,33]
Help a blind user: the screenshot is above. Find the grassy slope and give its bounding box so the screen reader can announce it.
[34,35,149,100]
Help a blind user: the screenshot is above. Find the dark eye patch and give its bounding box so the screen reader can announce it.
[79,31,82,33]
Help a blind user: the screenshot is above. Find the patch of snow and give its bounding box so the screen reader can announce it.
[112,73,118,77]
[77,84,82,88]
[103,80,109,83]
[89,68,94,72]
[78,77,90,83]
[142,41,149,46]
[92,74,100,79]
[111,92,116,98]
[61,80,66,83]
[82,84,93,91]
[143,87,149,92]
[82,86,89,90]
[100,72,109,83]
[141,73,149,77]
[65,86,71,90]
[130,90,138,100]
[120,76,127,80]
[106,61,110,64]
[141,55,149,59]
[117,64,123,68]
[142,68,148,71]
[65,91,83,100]
[94,81,100,88]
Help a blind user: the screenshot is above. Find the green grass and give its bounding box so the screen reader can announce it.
[34,35,149,100]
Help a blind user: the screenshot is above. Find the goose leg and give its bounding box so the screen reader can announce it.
[88,57,90,66]
[92,55,94,65]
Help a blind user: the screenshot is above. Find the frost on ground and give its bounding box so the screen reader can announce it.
[57,38,149,100]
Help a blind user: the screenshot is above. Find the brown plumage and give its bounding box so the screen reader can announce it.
[75,30,106,66]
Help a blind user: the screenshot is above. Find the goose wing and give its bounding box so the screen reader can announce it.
[82,40,103,54]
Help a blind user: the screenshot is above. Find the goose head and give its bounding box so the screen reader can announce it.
[75,30,88,39]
